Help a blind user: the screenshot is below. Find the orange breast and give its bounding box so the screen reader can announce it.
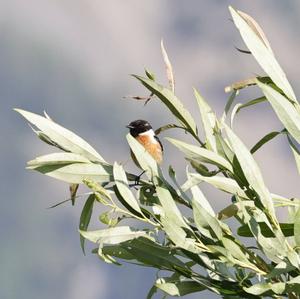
[135,135,163,164]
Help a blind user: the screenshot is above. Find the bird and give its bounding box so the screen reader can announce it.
[126,119,163,166]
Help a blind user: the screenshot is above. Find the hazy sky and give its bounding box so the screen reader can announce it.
[1,1,299,299]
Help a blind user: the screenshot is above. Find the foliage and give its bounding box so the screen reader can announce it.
[16,6,300,299]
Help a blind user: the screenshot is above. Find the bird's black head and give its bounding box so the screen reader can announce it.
[126,119,152,137]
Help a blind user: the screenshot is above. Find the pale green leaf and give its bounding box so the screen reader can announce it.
[80,226,151,245]
[230,103,242,128]
[190,183,215,216]
[133,76,198,137]
[27,152,90,168]
[156,185,188,229]
[192,198,223,240]
[229,7,296,102]
[244,283,272,295]
[288,136,300,174]
[221,237,250,264]
[224,124,275,215]
[29,162,113,184]
[194,88,217,151]
[182,173,246,198]
[221,90,238,122]
[160,217,204,254]
[294,206,300,246]
[126,133,159,178]
[257,81,300,144]
[15,109,106,162]
[167,137,233,172]
[161,39,175,93]
[113,162,142,214]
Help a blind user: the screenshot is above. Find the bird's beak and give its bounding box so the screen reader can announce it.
[126,124,134,129]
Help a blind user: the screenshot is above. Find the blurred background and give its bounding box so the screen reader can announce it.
[1,0,300,298]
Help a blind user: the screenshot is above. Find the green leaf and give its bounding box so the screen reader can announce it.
[230,103,242,128]
[145,68,155,81]
[236,96,266,113]
[217,202,255,220]
[80,226,152,245]
[221,89,238,122]
[194,88,217,151]
[294,206,300,246]
[15,109,106,162]
[79,194,95,254]
[214,130,235,162]
[161,216,204,254]
[192,196,223,240]
[83,179,113,201]
[229,7,296,102]
[156,184,189,230]
[244,283,272,295]
[126,133,159,179]
[182,173,246,198]
[257,81,300,144]
[27,152,90,168]
[167,137,233,172]
[113,162,142,214]
[224,124,275,215]
[29,162,113,184]
[155,278,206,296]
[250,131,281,154]
[101,244,135,261]
[221,237,250,264]
[99,211,119,227]
[133,76,198,137]
[238,222,294,238]
[121,238,190,273]
[190,184,215,216]
[288,135,300,174]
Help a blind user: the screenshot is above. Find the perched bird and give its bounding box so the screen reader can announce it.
[126,120,163,166]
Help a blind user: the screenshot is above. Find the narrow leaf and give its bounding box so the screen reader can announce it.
[224,124,275,215]
[161,39,175,92]
[229,7,296,102]
[251,131,281,154]
[27,152,90,167]
[287,135,300,174]
[221,89,238,122]
[238,222,294,238]
[155,278,206,296]
[113,162,142,214]
[294,206,300,246]
[80,226,152,245]
[79,194,95,254]
[132,76,198,137]
[156,184,188,229]
[126,133,159,178]
[167,137,233,172]
[15,109,106,162]
[236,96,266,113]
[29,162,113,184]
[182,173,246,198]
[194,89,217,151]
[257,81,300,144]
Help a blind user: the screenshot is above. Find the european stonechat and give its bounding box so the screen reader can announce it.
[126,120,163,166]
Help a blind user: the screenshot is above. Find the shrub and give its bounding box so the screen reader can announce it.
[16,6,300,299]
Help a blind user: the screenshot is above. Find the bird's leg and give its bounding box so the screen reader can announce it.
[135,170,145,185]
[129,170,146,188]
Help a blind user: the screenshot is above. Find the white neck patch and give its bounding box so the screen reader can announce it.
[139,129,158,143]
